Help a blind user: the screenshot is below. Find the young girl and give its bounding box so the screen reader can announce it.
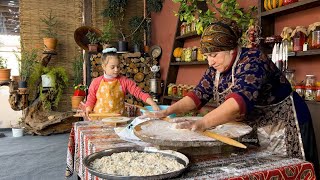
[85,51,160,118]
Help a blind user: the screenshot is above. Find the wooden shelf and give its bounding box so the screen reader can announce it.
[170,61,208,66]
[305,100,320,106]
[261,0,320,17]
[296,49,320,56]
[176,32,200,40]
[163,96,218,107]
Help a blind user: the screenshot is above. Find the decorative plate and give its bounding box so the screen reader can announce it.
[149,45,162,59]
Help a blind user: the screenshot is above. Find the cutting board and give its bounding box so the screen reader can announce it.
[134,117,252,148]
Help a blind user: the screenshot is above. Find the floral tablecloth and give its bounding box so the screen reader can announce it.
[65,121,316,180]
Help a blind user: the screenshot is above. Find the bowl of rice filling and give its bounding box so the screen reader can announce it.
[83,146,189,179]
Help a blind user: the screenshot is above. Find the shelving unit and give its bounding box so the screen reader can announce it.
[259,0,320,165]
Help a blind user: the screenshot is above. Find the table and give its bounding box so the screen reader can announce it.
[66,121,316,180]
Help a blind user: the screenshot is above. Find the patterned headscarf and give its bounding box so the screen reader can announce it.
[200,18,242,53]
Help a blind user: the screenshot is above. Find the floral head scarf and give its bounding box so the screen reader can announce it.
[200,18,242,53]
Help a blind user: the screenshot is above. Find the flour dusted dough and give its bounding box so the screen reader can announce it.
[91,152,184,176]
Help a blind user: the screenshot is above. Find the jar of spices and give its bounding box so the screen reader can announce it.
[316,86,320,102]
[177,84,183,97]
[295,85,305,99]
[191,21,196,32]
[184,48,192,62]
[172,84,178,96]
[312,25,320,49]
[305,86,316,101]
[180,22,186,36]
[191,47,197,61]
[292,26,307,52]
[167,83,174,96]
[197,48,204,61]
[305,75,316,87]
[182,85,189,97]
[181,48,186,61]
[186,23,191,34]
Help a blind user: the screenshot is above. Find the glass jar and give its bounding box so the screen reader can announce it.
[316,87,320,102]
[285,69,296,88]
[167,83,174,96]
[282,39,293,52]
[191,47,197,61]
[305,75,316,87]
[191,21,196,32]
[295,85,305,99]
[182,85,189,97]
[283,0,298,6]
[181,48,186,61]
[305,86,316,101]
[293,27,307,52]
[186,23,191,34]
[197,48,204,61]
[172,85,177,96]
[184,48,192,62]
[177,84,183,97]
[180,22,186,36]
[312,26,320,49]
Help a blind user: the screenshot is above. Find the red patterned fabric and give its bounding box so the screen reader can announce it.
[65,121,316,180]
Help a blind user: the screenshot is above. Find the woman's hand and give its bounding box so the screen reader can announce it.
[141,109,167,119]
[170,118,207,131]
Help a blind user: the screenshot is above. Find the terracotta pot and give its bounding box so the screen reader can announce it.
[43,37,58,50]
[0,68,11,81]
[11,75,21,82]
[71,96,85,111]
[88,44,98,53]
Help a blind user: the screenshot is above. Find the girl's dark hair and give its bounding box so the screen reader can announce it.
[102,52,119,64]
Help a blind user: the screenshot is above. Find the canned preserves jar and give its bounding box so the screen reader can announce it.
[305,75,316,87]
[305,86,316,101]
[295,85,305,99]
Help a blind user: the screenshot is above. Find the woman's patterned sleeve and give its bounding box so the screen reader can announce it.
[186,67,215,109]
[228,54,267,113]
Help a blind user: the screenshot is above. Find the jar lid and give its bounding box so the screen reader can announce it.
[295,85,305,89]
[305,86,316,90]
[306,75,315,77]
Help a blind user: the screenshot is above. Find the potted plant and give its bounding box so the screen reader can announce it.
[129,16,145,53]
[86,31,100,53]
[40,10,58,51]
[11,117,24,137]
[0,56,11,82]
[17,49,37,90]
[102,0,128,52]
[71,55,87,111]
[100,20,116,49]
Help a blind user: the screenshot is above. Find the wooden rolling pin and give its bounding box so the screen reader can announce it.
[88,113,121,117]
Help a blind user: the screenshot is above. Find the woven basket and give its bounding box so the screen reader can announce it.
[74,26,103,51]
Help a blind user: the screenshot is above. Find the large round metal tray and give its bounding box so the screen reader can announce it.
[83,146,189,180]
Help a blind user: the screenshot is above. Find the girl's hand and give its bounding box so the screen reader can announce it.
[84,106,93,121]
[151,104,160,111]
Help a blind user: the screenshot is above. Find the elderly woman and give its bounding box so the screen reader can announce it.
[151,18,319,175]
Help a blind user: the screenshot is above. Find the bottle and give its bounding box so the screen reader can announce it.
[293,26,307,52]
[312,26,320,49]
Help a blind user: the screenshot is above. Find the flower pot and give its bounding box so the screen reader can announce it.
[74,89,86,96]
[12,128,24,137]
[88,44,98,53]
[18,80,27,88]
[133,44,141,53]
[41,74,54,88]
[117,41,128,53]
[71,96,85,111]
[11,75,21,82]
[43,37,58,51]
[0,68,11,81]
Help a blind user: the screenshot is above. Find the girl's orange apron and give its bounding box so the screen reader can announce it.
[93,79,125,115]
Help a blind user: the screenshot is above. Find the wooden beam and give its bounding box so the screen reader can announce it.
[83,0,92,26]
